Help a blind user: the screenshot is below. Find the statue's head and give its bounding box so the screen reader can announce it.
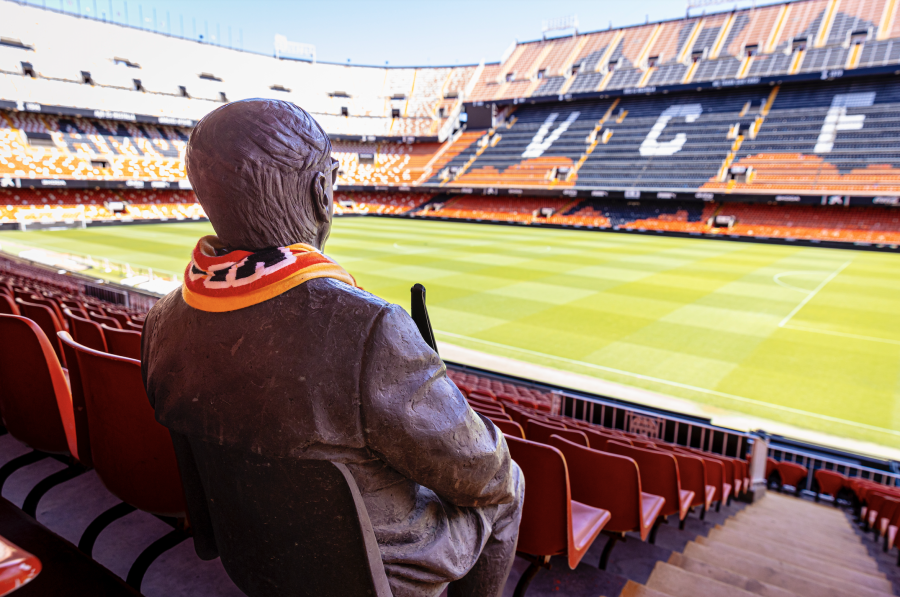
[186,99,337,251]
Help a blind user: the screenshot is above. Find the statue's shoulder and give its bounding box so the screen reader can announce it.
[302,277,391,314]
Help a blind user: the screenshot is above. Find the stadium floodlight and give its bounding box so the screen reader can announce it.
[541,15,579,39]
[274,34,316,63]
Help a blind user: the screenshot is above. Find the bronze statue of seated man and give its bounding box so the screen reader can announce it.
[141,99,524,597]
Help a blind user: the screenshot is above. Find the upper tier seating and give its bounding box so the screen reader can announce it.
[467,0,900,102]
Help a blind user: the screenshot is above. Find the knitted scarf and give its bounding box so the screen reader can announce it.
[182,235,356,312]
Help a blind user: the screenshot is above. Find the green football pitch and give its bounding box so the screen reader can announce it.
[2,218,899,449]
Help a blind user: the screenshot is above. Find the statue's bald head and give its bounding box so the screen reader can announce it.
[186,99,336,251]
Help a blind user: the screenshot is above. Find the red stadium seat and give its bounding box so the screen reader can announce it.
[814,469,847,504]
[91,313,122,329]
[525,420,588,447]
[775,461,809,495]
[100,325,141,360]
[65,309,108,353]
[547,435,664,569]
[0,315,85,515]
[0,294,18,316]
[655,445,714,523]
[59,334,185,517]
[605,440,694,527]
[488,418,525,439]
[58,332,94,468]
[505,436,609,596]
[15,298,67,366]
[677,448,728,512]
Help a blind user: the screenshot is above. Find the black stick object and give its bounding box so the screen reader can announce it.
[410,283,438,355]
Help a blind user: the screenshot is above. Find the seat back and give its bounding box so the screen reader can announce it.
[0,315,73,457]
[60,334,185,517]
[814,469,846,497]
[668,451,707,508]
[15,298,66,366]
[65,309,108,353]
[100,325,142,360]
[505,436,570,560]
[776,461,808,487]
[489,418,525,439]
[178,439,392,597]
[526,420,588,447]
[58,332,94,468]
[547,435,642,534]
[606,440,681,518]
[104,311,132,328]
[26,296,65,329]
[678,448,724,501]
[0,294,18,316]
[91,314,121,329]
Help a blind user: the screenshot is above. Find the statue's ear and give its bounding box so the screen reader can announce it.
[311,171,330,224]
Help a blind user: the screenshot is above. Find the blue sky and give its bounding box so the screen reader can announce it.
[29,0,779,66]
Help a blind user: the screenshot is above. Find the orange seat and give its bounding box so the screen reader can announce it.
[606,440,694,523]
[656,446,713,520]
[505,436,608,595]
[547,435,664,569]
[473,406,511,420]
[15,298,67,367]
[65,309,108,353]
[489,418,525,439]
[526,420,588,447]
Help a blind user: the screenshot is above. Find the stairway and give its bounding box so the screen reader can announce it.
[619,492,895,597]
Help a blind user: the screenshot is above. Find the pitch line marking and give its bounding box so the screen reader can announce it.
[777,261,851,328]
[773,271,827,293]
[435,329,900,437]
[782,325,900,347]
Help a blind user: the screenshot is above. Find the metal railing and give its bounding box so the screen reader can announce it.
[767,443,900,494]
[557,390,754,460]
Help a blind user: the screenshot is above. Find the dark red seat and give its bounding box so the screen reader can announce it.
[58,332,94,469]
[775,461,808,494]
[125,321,144,332]
[59,334,185,518]
[814,469,847,504]
[505,436,609,595]
[0,294,18,316]
[104,311,132,328]
[91,314,122,329]
[488,418,525,439]
[0,315,86,516]
[100,325,141,360]
[65,309,108,353]
[655,445,713,521]
[677,448,727,511]
[606,440,694,525]
[526,420,588,447]
[473,407,511,421]
[15,298,67,366]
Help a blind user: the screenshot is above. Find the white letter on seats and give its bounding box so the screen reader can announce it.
[814,92,874,153]
[522,111,580,158]
[639,104,703,157]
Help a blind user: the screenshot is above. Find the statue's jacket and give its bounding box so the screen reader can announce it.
[141,278,517,589]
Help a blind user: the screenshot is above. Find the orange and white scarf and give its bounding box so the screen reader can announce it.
[182,235,356,312]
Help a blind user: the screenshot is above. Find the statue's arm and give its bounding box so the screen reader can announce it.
[360,304,515,508]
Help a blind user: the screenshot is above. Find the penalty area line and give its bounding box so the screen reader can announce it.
[435,328,900,438]
[778,261,851,328]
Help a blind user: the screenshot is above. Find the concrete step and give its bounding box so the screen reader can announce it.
[667,552,799,597]
[683,541,895,597]
[722,518,867,554]
[619,580,670,597]
[731,513,861,542]
[709,525,876,569]
[735,509,860,536]
[644,561,762,597]
[695,537,894,594]
[704,528,885,578]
